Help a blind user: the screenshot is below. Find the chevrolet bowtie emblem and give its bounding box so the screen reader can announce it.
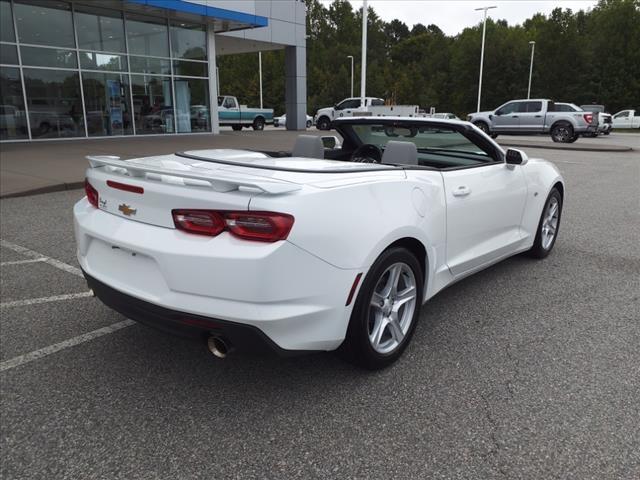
[118,204,137,216]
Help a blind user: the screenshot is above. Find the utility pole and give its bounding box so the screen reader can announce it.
[347,55,354,98]
[527,41,536,99]
[360,0,368,108]
[475,5,496,112]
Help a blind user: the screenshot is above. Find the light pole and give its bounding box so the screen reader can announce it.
[527,41,536,99]
[360,0,368,107]
[347,55,354,98]
[258,51,263,109]
[475,5,496,112]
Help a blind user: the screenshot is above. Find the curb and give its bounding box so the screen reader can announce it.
[499,142,633,152]
[0,181,84,200]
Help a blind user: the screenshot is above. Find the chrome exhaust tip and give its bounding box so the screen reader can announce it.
[207,336,229,359]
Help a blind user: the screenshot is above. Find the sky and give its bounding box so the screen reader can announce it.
[318,1,599,36]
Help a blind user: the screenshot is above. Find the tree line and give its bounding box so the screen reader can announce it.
[217,0,639,117]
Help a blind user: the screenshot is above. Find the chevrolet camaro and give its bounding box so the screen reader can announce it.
[74,117,564,369]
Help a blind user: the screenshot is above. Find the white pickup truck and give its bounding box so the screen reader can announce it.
[611,109,640,129]
[314,97,423,130]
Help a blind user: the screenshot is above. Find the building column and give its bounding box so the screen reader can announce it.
[285,45,307,131]
[207,25,220,134]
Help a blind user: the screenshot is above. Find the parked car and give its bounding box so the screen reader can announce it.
[555,103,610,137]
[430,112,460,120]
[467,99,599,143]
[611,109,640,129]
[77,115,564,369]
[314,97,424,130]
[273,113,313,128]
[217,95,273,131]
[580,105,612,135]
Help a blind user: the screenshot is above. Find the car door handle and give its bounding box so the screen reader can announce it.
[535,115,542,118]
[512,115,519,118]
[452,186,471,197]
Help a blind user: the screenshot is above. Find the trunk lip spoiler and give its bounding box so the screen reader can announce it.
[86,155,302,195]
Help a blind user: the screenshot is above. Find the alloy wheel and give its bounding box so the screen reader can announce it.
[541,196,559,250]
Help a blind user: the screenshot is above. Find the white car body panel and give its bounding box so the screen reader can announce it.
[74,117,564,353]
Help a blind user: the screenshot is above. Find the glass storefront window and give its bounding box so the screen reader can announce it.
[1,0,15,43]
[131,75,174,135]
[80,52,127,72]
[23,68,84,139]
[75,6,125,53]
[129,56,171,75]
[172,60,208,78]
[20,46,77,69]
[0,67,28,140]
[0,44,19,65]
[170,22,207,61]
[174,77,209,133]
[82,72,132,137]
[126,15,169,58]
[14,1,75,48]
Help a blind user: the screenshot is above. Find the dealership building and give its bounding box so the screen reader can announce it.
[0,0,307,142]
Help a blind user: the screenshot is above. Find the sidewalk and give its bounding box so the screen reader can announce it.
[0,130,309,198]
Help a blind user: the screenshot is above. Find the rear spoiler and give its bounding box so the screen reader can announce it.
[86,155,301,195]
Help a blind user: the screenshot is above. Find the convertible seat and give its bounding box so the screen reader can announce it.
[292,135,324,159]
[382,141,418,165]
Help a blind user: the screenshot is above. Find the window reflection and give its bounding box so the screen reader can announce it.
[174,78,209,133]
[80,52,127,72]
[170,22,207,60]
[14,0,75,48]
[23,68,84,139]
[0,67,28,140]
[75,6,125,53]
[1,0,15,43]
[21,46,77,69]
[82,72,132,136]
[131,75,174,134]
[126,14,169,58]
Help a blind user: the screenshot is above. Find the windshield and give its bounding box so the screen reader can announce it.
[343,122,495,168]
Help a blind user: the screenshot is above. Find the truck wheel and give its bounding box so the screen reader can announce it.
[551,122,574,143]
[604,131,610,135]
[567,134,579,143]
[231,125,242,131]
[306,119,312,128]
[316,116,331,130]
[473,121,490,135]
[252,117,265,131]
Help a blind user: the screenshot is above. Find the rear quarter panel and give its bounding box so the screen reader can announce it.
[520,159,565,239]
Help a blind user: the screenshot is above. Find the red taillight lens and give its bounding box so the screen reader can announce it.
[107,180,144,194]
[584,113,594,124]
[85,179,98,208]
[225,212,294,242]
[172,210,225,236]
[171,210,294,242]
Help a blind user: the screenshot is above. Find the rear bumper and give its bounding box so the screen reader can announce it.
[74,199,358,352]
[84,271,303,356]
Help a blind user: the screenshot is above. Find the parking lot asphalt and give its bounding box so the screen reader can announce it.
[1,145,639,479]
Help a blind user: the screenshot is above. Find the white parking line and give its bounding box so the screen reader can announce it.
[0,258,47,266]
[0,239,83,278]
[0,291,94,308]
[0,319,135,373]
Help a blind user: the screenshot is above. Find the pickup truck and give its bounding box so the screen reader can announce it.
[580,105,612,135]
[314,97,424,130]
[217,95,273,131]
[611,109,640,129]
[467,99,599,143]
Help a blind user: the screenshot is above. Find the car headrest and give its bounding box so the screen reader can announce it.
[292,135,324,159]
[382,141,418,165]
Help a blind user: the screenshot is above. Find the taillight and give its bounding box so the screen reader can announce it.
[107,180,144,194]
[173,210,225,236]
[583,113,594,124]
[85,179,98,208]
[172,210,294,242]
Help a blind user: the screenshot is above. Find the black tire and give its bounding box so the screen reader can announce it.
[306,120,312,128]
[474,121,490,135]
[252,117,265,131]
[604,131,610,135]
[551,122,574,143]
[316,116,331,130]
[340,247,424,370]
[490,133,499,139]
[231,125,242,131]
[527,187,562,259]
[567,134,579,143]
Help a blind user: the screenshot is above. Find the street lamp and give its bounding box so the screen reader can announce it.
[360,0,368,107]
[527,41,536,99]
[258,51,263,109]
[475,5,496,112]
[347,55,354,98]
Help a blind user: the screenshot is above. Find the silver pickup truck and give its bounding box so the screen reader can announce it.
[467,99,599,143]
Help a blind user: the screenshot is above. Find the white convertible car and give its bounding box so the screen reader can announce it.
[74,117,564,369]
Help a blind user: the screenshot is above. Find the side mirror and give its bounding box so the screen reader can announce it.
[505,148,528,166]
[495,110,502,116]
[320,136,341,149]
